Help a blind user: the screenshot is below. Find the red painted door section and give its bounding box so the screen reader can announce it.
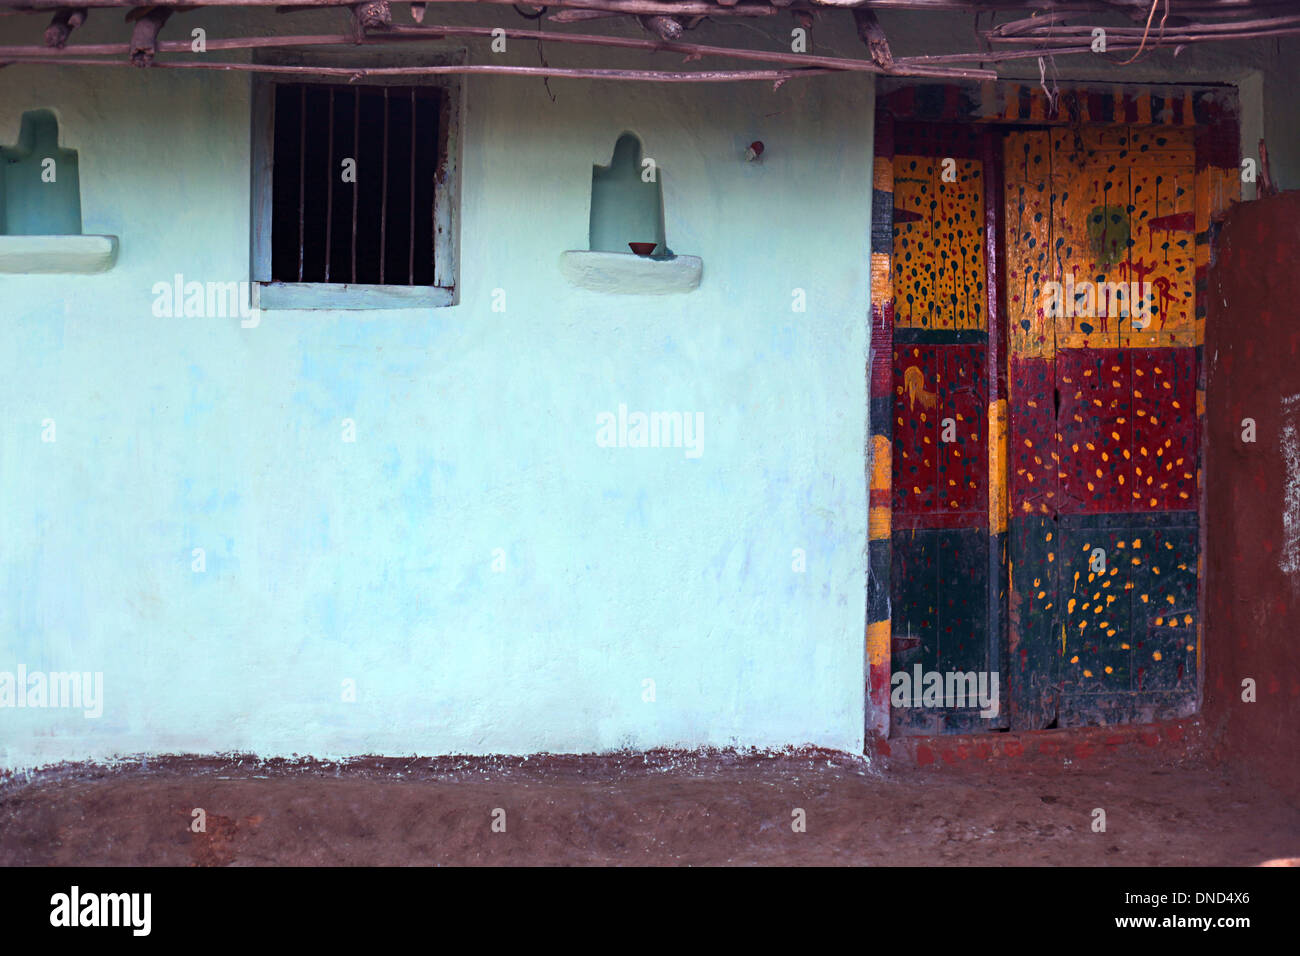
[1003,126,1201,728]
[889,124,1006,734]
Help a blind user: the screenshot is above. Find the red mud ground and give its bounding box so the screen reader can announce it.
[2,749,1297,866]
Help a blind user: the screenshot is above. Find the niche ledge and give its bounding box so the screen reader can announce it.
[0,235,119,274]
[560,250,701,295]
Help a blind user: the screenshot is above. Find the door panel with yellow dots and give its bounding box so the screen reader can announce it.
[889,124,1006,734]
[890,120,1206,734]
[1004,126,1202,728]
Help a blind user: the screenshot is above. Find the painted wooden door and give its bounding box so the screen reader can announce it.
[889,124,1007,734]
[1004,126,1201,728]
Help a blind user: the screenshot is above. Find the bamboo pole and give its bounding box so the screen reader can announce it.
[0,24,998,79]
[386,23,985,75]
[0,55,843,82]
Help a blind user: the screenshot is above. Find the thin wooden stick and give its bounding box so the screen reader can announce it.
[18,20,1274,76]
[0,25,998,79]
[1117,0,1162,64]
[0,55,841,82]
[385,24,978,76]
[985,25,1300,45]
[547,9,620,21]
[0,0,1288,7]
[3,0,1293,13]
[1,0,782,16]
[897,45,1098,63]
[991,14,1300,37]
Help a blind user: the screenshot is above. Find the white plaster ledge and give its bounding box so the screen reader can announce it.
[559,250,702,295]
[0,235,119,274]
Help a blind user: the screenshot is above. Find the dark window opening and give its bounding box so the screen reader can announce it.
[271,83,441,286]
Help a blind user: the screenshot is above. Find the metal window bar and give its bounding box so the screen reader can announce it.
[409,87,416,286]
[436,92,441,287]
[297,85,306,283]
[380,87,390,286]
[351,89,359,285]
[325,87,335,284]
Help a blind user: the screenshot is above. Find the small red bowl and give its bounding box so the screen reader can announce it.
[628,242,658,257]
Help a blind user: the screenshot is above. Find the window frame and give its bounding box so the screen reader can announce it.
[249,59,462,311]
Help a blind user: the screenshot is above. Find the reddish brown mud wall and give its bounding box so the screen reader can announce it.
[1205,191,1300,798]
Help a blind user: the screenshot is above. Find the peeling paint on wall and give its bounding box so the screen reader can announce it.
[1279,393,1300,576]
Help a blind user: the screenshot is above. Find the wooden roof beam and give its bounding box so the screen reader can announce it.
[44,7,87,48]
[127,6,172,66]
[852,7,892,69]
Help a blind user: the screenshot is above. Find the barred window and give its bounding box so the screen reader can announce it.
[252,75,458,309]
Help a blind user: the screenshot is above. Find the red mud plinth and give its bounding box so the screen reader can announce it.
[1,749,1296,866]
[873,718,1205,772]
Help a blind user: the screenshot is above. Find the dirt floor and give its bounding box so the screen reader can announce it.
[1,749,1297,866]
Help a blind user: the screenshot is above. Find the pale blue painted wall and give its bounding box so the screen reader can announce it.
[0,15,874,768]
